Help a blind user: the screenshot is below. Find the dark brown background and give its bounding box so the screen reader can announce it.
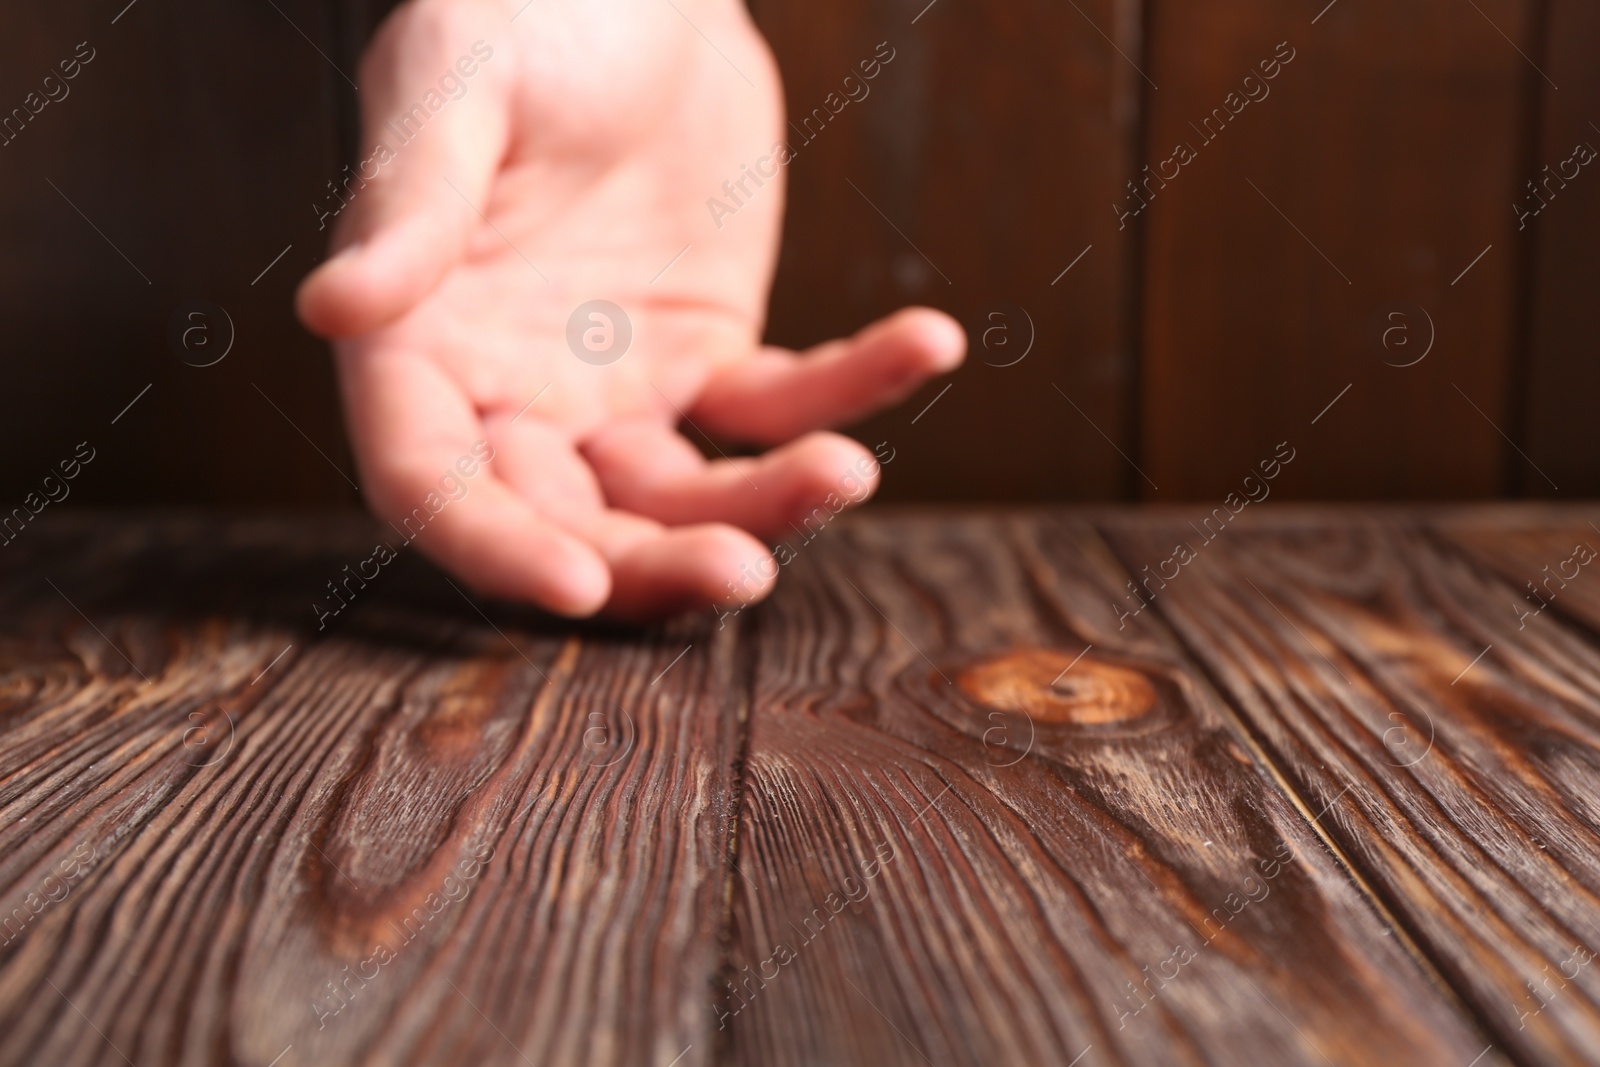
[1,0,1594,507]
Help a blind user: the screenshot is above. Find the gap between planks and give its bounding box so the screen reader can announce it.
[713,606,763,1067]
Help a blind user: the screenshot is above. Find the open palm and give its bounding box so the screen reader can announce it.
[297,0,963,619]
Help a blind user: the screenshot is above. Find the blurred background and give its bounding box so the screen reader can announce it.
[1,0,1595,507]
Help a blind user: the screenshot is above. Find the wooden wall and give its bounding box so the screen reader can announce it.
[0,0,356,507]
[1523,0,1600,496]
[0,0,1595,507]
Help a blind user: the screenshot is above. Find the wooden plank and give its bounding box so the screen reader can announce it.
[0,0,351,508]
[1433,505,1600,634]
[1520,0,1600,497]
[1101,506,1600,1064]
[1137,0,1535,499]
[0,516,742,1067]
[725,511,1496,1065]
[748,0,1144,501]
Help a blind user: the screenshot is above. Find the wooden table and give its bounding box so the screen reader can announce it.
[3,508,1598,1067]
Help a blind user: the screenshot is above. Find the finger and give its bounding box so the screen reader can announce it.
[483,415,778,620]
[689,306,966,444]
[297,9,511,338]
[339,347,611,616]
[595,515,778,621]
[582,420,880,539]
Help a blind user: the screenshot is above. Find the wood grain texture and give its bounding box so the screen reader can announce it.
[1137,0,1535,500]
[1435,506,1600,634]
[749,0,1145,501]
[1101,506,1600,1064]
[12,508,1600,1066]
[0,516,742,1067]
[724,512,1497,1065]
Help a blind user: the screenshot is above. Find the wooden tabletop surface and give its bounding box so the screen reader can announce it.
[2,507,1598,1067]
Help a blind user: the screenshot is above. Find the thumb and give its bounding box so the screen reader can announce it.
[297,11,511,338]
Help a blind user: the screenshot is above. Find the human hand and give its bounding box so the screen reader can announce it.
[296,0,964,619]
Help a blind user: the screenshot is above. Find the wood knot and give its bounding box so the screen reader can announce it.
[956,648,1157,726]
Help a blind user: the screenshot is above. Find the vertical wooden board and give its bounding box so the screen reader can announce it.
[1101,508,1600,1064]
[1137,0,1534,500]
[0,1,351,508]
[329,0,405,148]
[724,513,1494,1065]
[1521,0,1600,497]
[0,517,742,1066]
[748,0,1144,501]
